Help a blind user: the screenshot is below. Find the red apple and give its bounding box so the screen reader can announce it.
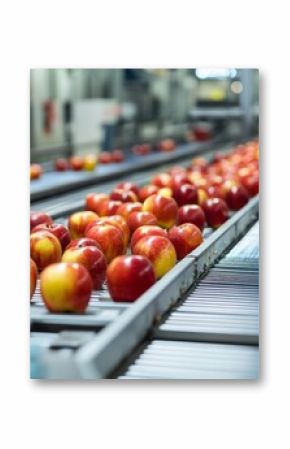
[158,139,176,152]
[30,230,62,271]
[40,262,93,312]
[107,255,156,302]
[127,211,157,233]
[97,200,123,216]
[30,258,38,299]
[99,152,112,164]
[31,223,71,251]
[202,198,229,229]
[151,173,174,189]
[225,185,249,210]
[142,194,178,229]
[68,211,99,239]
[30,211,53,232]
[30,164,43,180]
[86,215,130,248]
[116,182,139,198]
[168,223,203,260]
[62,246,107,289]
[138,185,159,202]
[111,149,124,162]
[130,225,167,252]
[132,235,177,279]
[66,237,102,252]
[116,202,142,221]
[177,204,206,231]
[173,184,198,206]
[85,193,109,214]
[242,174,259,197]
[54,158,69,171]
[85,223,125,263]
[70,156,84,171]
[110,188,138,203]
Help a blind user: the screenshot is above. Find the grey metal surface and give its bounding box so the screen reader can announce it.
[118,340,259,379]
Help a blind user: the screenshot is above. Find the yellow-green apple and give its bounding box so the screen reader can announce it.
[68,211,99,239]
[106,255,156,302]
[31,223,71,251]
[62,246,106,289]
[132,235,177,279]
[177,204,206,231]
[158,187,173,198]
[30,231,62,271]
[168,223,203,260]
[83,154,98,171]
[142,194,178,229]
[40,262,93,312]
[30,258,38,300]
[85,223,125,263]
[130,225,167,252]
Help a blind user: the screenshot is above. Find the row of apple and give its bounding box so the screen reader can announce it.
[30,139,259,310]
[30,139,178,180]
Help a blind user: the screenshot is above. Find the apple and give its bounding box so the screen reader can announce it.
[197,188,208,206]
[110,188,138,203]
[85,223,125,263]
[70,156,84,171]
[85,193,109,214]
[40,262,93,313]
[225,185,249,210]
[132,235,176,279]
[86,215,130,248]
[138,185,159,202]
[30,230,62,271]
[107,255,156,302]
[83,154,98,171]
[30,258,38,299]
[173,184,198,206]
[130,225,167,252]
[62,245,107,289]
[158,187,173,198]
[127,211,157,233]
[158,139,176,152]
[111,149,124,162]
[116,202,142,221]
[66,237,102,252]
[132,144,152,156]
[97,200,123,216]
[30,211,53,232]
[68,211,99,239]
[206,185,226,200]
[30,164,43,180]
[99,152,112,164]
[54,158,69,172]
[191,157,208,171]
[116,182,139,198]
[151,173,173,189]
[168,223,203,260]
[177,204,206,231]
[242,174,259,197]
[31,223,71,251]
[142,194,178,229]
[202,198,229,228]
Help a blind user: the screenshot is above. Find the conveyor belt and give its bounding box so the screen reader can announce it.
[117,222,259,379]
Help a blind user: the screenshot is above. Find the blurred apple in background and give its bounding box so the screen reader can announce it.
[83,154,98,171]
[111,149,124,162]
[54,158,69,172]
[99,152,112,164]
[30,164,43,180]
[107,255,156,302]
[40,262,93,313]
[70,156,84,171]
[116,182,139,198]
[138,185,159,202]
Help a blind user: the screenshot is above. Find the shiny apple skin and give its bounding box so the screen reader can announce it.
[40,262,93,313]
[130,225,167,252]
[177,205,206,231]
[85,216,130,248]
[85,193,109,214]
[62,246,107,289]
[30,258,38,299]
[168,223,203,260]
[132,235,177,279]
[30,211,53,232]
[142,194,178,229]
[68,211,99,239]
[116,202,143,221]
[138,185,159,202]
[54,158,69,171]
[116,182,139,197]
[30,230,62,271]
[202,198,229,229]
[173,184,198,206]
[70,156,84,171]
[66,237,102,252]
[85,223,125,263]
[31,223,71,251]
[98,200,123,217]
[242,174,259,197]
[127,211,157,233]
[107,255,156,302]
[225,185,249,210]
[110,189,138,203]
